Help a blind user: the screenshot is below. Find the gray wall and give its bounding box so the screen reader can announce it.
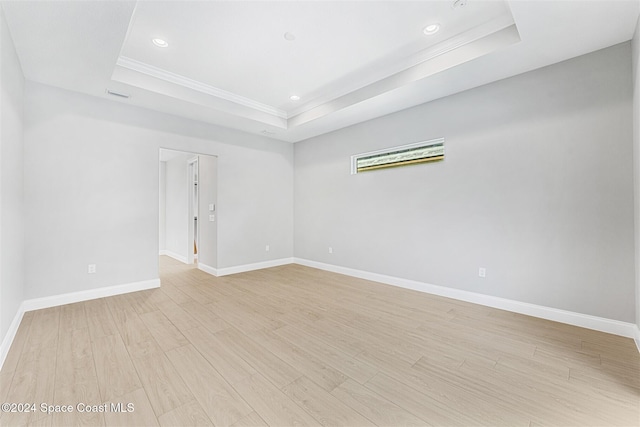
[164,154,191,261]
[23,82,294,300]
[0,7,25,342]
[295,43,635,322]
[633,15,640,332]
[198,154,218,269]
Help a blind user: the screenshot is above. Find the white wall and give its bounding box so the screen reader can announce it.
[198,154,218,269]
[0,7,25,344]
[23,82,294,300]
[295,43,635,323]
[159,161,166,252]
[632,12,640,334]
[164,154,191,262]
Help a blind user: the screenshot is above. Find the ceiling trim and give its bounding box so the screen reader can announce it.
[289,23,521,128]
[287,14,518,119]
[113,13,520,133]
[111,63,288,129]
[116,55,288,119]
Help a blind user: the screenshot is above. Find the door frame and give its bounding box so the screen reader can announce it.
[187,156,198,265]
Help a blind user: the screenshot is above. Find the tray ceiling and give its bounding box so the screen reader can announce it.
[3,1,639,143]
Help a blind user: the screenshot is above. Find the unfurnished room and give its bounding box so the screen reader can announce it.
[0,0,639,426]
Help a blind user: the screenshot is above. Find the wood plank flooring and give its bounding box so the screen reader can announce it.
[1,256,638,426]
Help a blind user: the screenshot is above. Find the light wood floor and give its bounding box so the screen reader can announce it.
[1,256,638,426]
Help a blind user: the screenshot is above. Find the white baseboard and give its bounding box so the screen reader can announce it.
[162,250,187,264]
[216,258,295,277]
[0,278,160,370]
[198,263,218,277]
[0,308,25,372]
[635,326,640,353]
[294,258,638,340]
[21,279,161,312]
[159,249,167,256]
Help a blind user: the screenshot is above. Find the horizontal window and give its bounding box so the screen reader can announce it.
[351,138,444,174]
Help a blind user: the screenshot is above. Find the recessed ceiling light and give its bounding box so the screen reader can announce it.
[289,95,300,101]
[284,32,296,41]
[152,38,169,48]
[423,24,441,35]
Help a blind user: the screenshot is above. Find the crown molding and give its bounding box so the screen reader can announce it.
[287,14,518,119]
[114,14,518,134]
[288,22,520,128]
[116,56,287,119]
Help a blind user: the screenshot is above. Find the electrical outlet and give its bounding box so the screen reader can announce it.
[88,264,96,274]
[478,267,486,278]
[266,245,270,252]
[328,247,333,254]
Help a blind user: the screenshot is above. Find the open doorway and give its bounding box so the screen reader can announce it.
[188,157,198,264]
[159,148,218,274]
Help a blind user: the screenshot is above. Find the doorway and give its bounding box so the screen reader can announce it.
[159,148,218,273]
[188,157,198,264]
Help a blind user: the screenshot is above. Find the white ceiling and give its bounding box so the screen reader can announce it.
[3,1,639,143]
[122,1,511,112]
